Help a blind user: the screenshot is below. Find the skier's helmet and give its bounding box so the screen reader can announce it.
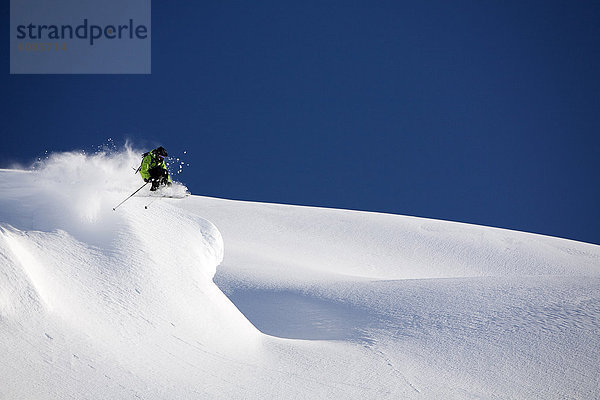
[154,146,168,159]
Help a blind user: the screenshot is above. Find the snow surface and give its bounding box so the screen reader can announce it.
[1,149,599,399]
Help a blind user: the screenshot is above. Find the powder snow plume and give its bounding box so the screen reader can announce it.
[0,145,189,244]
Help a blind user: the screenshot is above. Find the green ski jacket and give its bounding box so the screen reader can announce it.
[139,151,172,183]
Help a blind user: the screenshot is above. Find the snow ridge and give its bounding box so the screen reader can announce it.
[1,149,599,399]
[0,150,259,399]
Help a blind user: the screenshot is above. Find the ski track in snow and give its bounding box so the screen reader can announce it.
[0,150,599,399]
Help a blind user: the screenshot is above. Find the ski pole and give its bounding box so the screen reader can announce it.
[112,182,149,211]
[144,196,161,209]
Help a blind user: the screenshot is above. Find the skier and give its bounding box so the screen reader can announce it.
[139,146,172,191]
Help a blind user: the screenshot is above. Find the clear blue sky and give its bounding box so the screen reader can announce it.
[2,1,599,245]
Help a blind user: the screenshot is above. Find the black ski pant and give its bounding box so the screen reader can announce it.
[148,167,169,191]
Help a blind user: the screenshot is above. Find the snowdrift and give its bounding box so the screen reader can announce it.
[1,149,599,399]
[0,150,259,399]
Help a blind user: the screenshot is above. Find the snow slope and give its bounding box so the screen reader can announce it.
[1,149,599,399]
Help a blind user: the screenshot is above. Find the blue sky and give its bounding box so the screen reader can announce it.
[2,1,599,245]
